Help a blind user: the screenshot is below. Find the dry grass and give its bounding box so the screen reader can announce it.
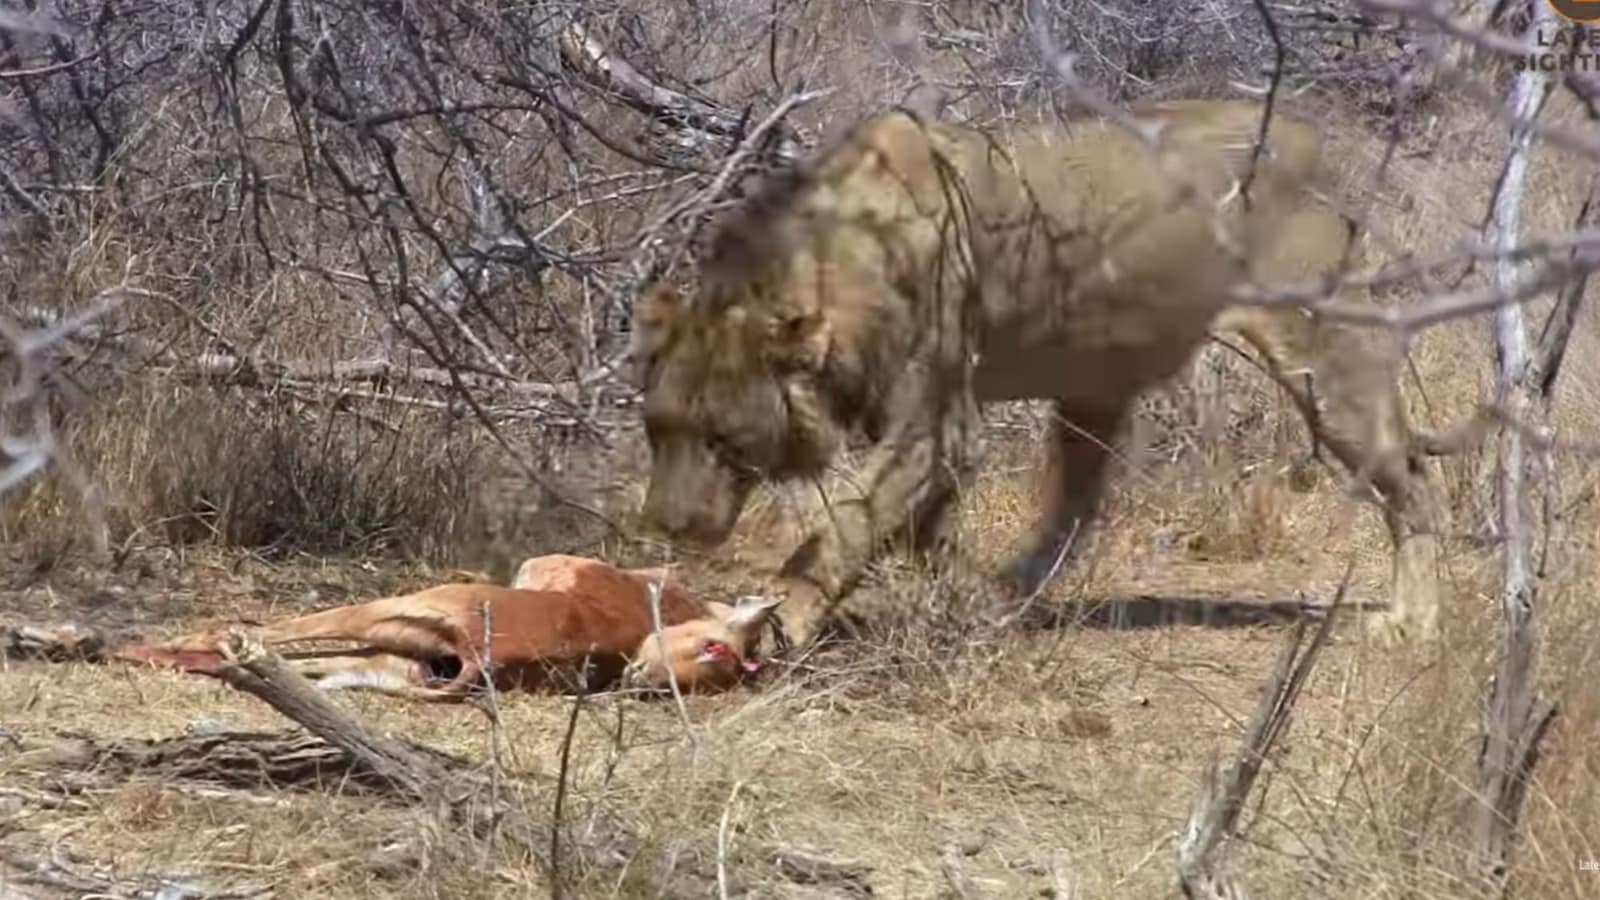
[0,379,493,567]
[1,496,1592,900]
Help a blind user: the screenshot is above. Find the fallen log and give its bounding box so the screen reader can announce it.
[8,728,477,796]
[180,633,636,872]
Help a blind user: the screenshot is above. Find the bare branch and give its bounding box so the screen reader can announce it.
[1025,0,1161,144]
[1234,250,1599,336]
[174,631,640,879]
[0,49,98,80]
[559,20,807,162]
[1471,2,1562,890]
[1527,177,1600,398]
[0,287,129,504]
[635,87,833,269]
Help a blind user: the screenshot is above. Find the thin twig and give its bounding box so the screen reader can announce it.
[1238,0,1286,205]
[480,599,504,858]
[549,653,591,900]
[647,578,693,734]
[716,779,745,899]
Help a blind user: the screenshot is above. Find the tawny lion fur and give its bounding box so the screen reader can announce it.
[632,99,1447,647]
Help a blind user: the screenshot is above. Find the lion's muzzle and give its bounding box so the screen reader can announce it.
[640,440,754,546]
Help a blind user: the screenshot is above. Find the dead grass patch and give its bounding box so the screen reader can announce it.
[1,381,491,567]
[13,554,1597,899]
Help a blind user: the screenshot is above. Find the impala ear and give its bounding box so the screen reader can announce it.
[710,595,784,633]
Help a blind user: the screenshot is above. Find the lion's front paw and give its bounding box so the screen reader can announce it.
[770,580,832,649]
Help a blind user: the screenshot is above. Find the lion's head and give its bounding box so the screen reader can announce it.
[629,275,847,546]
[628,109,958,546]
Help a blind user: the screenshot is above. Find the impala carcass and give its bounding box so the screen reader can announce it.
[115,556,781,701]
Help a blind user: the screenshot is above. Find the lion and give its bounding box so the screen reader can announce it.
[630,98,1446,648]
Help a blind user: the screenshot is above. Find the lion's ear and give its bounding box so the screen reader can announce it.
[627,282,685,383]
[768,309,829,372]
[634,281,684,335]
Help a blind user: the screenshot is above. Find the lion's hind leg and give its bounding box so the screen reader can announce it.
[1217,303,1445,645]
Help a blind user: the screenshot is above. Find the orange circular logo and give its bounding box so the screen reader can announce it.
[1548,0,1600,23]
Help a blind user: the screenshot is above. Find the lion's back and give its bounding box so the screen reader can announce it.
[700,101,1338,402]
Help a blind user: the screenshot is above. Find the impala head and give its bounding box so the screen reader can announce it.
[623,595,784,693]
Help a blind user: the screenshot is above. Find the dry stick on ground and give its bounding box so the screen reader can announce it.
[203,632,466,811]
[768,847,874,895]
[9,728,476,796]
[1472,4,1562,891]
[939,844,983,899]
[647,577,694,733]
[189,631,636,880]
[0,622,106,662]
[1175,578,1343,899]
[478,599,505,860]
[715,779,744,900]
[640,574,716,891]
[0,841,271,900]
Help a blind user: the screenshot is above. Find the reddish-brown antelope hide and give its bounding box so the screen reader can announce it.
[113,556,761,701]
[623,596,784,693]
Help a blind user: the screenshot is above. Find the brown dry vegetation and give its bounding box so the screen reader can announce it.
[6,1,1600,898]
